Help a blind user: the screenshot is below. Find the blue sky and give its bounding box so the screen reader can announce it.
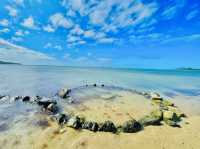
[0,0,200,68]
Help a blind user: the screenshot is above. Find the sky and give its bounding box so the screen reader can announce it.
[0,0,200,68]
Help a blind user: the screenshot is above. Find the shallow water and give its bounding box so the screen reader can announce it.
[0,65,200,97]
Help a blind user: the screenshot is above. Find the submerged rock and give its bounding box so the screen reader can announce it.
[122,119,142,133]
[82,121,99,132]
[98,121,117,133]
[58,88,71,98]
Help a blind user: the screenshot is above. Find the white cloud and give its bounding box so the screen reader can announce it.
[21,16,38,29]
[0,28,10,34]
[43,24,55,32]
[70,25,84,35]
[84,30,95,38]
[162,6,177,20]
[5,5,18,17]
[0,38,56,65]
[49,13,73,29]
[67,35,81,43]
[11,36,23,42]
[0,19,9,27]
[186,10,198,20]
[98,37,115,43]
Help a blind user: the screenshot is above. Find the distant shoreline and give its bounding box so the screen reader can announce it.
[0,60,21,65]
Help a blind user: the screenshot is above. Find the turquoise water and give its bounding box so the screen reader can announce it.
[0,65,200,97]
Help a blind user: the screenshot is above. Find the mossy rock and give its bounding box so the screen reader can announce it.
[122,119,142,133]
[163,111,180,122]
[139,115,162,126]
[162,100,174,107]
[150,110,163,120]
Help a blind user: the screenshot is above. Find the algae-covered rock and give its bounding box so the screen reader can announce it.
[150,110,163,120]
[82,121,99,132]
[164,120,180,127]
[122,119,142,133]
[67,116,83,129]
[162,100,174,107]
[139,115,162,126]
[163,111,180,122]
[58,88,71,98]
[98,121,117,133]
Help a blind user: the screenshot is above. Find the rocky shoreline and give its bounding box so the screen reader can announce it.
[0,84,187,134]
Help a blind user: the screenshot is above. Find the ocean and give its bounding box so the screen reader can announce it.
[0,64,200,97]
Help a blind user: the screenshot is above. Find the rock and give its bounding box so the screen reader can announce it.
[47,103,58,113]
[14,96,22,101]
[163,111,180,122]
[56,114,70,124]
[93,84,97,87]
[151,92,163,101]
[98,121,117,133]
[37,100,57,113]
[139,115,162,126]
[150,110,163,120]
[82,121,99,132]
[67,116,82,129]
[122,119,142,133]
[22,96,30,102]
[58,88,71,98]
[0,95,5,99]
[162,100,174,107]
[164,120,180,127]
[101,84,105,87]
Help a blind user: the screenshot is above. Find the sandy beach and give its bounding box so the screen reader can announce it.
[0,87,200,149]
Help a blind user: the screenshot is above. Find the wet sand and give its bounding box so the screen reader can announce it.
[0,91,200,149]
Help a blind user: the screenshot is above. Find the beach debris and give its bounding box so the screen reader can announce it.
[82,121,99,132]
[98,120,117,133]
[121,119,142,133]
[58,88,71,98]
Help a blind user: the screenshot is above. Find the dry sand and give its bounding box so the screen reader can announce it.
[0,92,200,149]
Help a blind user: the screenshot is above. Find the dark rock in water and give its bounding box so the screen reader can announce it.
[101,84,105,87]
[122,119,142,133]
[0,95,6,99]
[98,121,117,133]
[14,96,22,101]
[93,84,97,87]
[35,95,42,101]
[67,116,83,129]
[82,121,99,132]
[47,103,58,113]
[58,88,71,98]
[22,96,30,102]
[37,100,58,113]
[56,114,70,125]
